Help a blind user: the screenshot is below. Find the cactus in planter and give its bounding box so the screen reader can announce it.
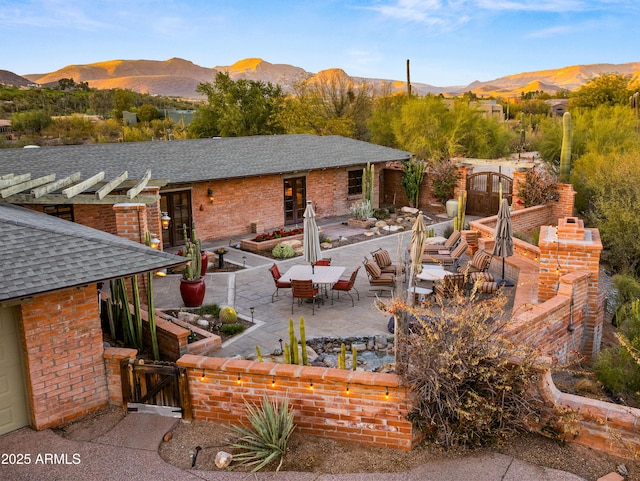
[338,343,346,370]
[181,222,202,280]
[352,345,358,371]
[299,317,308,366]
[559,112,572,183]
[454,191,467,231]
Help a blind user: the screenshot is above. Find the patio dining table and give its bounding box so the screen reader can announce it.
[416,264,450,287]
[279,265,346,297]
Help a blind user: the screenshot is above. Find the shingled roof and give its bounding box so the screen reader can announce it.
[0,135,411,185]
[0,204,186,302]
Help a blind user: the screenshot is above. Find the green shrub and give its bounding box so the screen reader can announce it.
[219,306,238,324]
[197,303,220,317]
[220,323,246,335]
[228,395,295,472]
[373,208,390,219]
[272,243,295,259]
[349,199,373,220]
[443,224,454,238]
[431,160,460,205]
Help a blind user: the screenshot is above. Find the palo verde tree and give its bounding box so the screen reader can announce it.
[568,72,633,109]
[190,72,286,138]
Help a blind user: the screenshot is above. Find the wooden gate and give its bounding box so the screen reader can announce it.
[121,359,192,420]
[466,172,513,217]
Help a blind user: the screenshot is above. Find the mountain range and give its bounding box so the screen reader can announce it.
[3,57,640,100]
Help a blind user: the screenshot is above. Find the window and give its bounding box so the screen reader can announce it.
[348,169,363,196]
[43,205,74,222]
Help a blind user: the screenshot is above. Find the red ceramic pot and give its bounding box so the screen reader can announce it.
[180,278,206,307]
[200,251,209,277]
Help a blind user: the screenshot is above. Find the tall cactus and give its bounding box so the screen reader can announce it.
[181,222,202,280]
[299,317,308,366]
[454,191,467,231]
[362,162,374,206]
[351,346,358,371]
[288,318,299,365]
[559,112,572,183]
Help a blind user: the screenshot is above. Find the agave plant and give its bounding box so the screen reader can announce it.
[228,395,295,472]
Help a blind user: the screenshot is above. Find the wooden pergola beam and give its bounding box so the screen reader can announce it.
[61,172,105,199]
[0,193,159,205]
[0,173,31,189]
[96,171,128,200]
[32,172,82,198]
[0,174,56,199]
[127,169,152,199]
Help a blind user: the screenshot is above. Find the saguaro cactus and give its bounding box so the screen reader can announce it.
[559,112,572,183]
[362,162,374,206]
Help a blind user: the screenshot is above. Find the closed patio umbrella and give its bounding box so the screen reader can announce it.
[492,197,514,287]
[303,200,322,273]
[408,212,427,304]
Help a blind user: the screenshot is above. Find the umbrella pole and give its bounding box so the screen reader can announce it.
[496,256,514,287]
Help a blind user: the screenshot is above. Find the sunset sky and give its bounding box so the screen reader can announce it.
[2,0,638,87]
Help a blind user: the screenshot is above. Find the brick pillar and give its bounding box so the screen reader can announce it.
[453,165,470,200]
[552,183,575,220]
[511,170,527,211]
[112,203,151,306]
[141,186,163,250]
[538,217,603,357]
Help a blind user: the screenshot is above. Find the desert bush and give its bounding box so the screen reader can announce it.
[349,199,373,220]
[228,395,295,472]
[220,323,245,336]
[272,243,295,259]
[516,166,558,208]
[431,160,460,205]
[391,290,541,448]
[373,208,390,219]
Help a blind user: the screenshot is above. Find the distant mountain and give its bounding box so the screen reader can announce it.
[14,58,640,100]
[0,70,34,87]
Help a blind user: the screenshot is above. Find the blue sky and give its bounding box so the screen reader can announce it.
[2,0,638,87]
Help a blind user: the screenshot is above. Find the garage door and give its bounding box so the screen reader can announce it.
[0,306,30,435]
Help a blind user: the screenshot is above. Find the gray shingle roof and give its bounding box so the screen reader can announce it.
[0,135,411,184]
[0,204,186,302]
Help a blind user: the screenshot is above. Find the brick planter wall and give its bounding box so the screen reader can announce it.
[103,347,137,406]
[240,233,305,253]
[176,355,422,450]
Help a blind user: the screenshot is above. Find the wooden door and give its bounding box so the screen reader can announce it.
[284,177,306,225]
[161,191,192,247]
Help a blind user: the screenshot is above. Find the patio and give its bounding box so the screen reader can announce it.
[153,216,516,361]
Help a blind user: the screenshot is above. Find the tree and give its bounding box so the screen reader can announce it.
[136,104,160,123]
[113,89,133,119]
[10,110,52,135]
[569,73,632,109]
[191,72,285,137]
[368,89,406,147]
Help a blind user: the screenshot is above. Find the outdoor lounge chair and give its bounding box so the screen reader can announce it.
[421,239,468,269]
[313,258,331,266]
[291,279,322,315]
[331,266,360,306]
[270,263,291,302]
[363,258,396,296]
[434,273,467,298]
[422,230,461,253]
[371,248,404,277]
[457,250,492,274]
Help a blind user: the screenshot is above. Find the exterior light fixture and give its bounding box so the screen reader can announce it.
[250,306,255,323]
[161,212,171,229]
[200,370,206,382]
[149,237,161,249]
[155,270,167,277]
[207,188,214,204]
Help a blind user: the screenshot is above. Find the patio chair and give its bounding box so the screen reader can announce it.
[422,230,461,253]
[291,279,322,315]
[421,239,468,269]
[331,266,360,306]
[269,263,291,302]
[371,248,404,277]
[314,258,331,266]
[457,250,492,274]
[363,258,396,296]
[434,273,467,298]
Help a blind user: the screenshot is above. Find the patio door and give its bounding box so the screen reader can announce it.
[284,177,306,225]
[161,190,192,247]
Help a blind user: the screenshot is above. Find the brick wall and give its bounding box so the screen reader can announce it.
[176,355,422,450]
[103,347,137,405]
[19,286,109,430]
[74,204,118,235]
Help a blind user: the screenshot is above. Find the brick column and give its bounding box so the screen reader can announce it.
[113,203,148,244]
[538,217,603,357]
[453,165,470,200]
[141,186,163,250]
[552,183,575,220]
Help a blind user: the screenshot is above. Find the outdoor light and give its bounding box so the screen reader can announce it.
[155,270,167,277]
[309,381,314,390]
[207,188,214,204]
[250,306,255,323]
[385,387,390,400]
[271,377,276,388]
[200,370,206,382]
[149,237,161,249]
[237,374,242,384]
[346,384,350,394]
[161,212,171,229]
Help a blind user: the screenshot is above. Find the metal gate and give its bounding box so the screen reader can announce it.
[466,172,512,217]
[121,359,192,420]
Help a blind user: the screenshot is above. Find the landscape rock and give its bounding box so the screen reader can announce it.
[214,451,233,469]
[320,242,332,249]
[281,239,302,248]
[425,236,447,245]
[178,311,200,323]
[374,220,388,228]
[400,206,419,215]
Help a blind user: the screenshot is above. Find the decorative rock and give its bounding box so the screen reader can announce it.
[163,431,173,442]
[374,220,388,228]
[425,236,447,245]
[383,225,402,232]
[351,342,367,352]
[215,451,233,469]
[197,319,209,328]
[281,239,303,248]
[363,231,375,237]
[374,335,388,349]
[401,206,419,215]
[339,236,348,242]
[178,311,200,323]
[320,242,333,249]
[366,339,375,350]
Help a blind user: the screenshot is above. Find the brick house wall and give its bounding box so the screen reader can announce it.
[19,285,109,430]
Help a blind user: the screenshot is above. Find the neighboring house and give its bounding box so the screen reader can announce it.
[0,203,185,436]
[0,134,411,247]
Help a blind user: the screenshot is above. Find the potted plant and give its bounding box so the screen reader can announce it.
[179,222,206,307]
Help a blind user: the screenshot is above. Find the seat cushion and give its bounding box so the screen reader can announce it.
[364,261,382,279]
[470,252,491,271]
[373,250,392,268]
[476,281,499,294]
[469,271,495,283]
